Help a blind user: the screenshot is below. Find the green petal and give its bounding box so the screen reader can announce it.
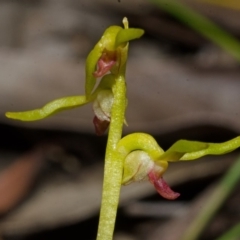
[6,95,89,121]
[115,28,145,48]
[158,136,240,162]
[158,140,208,162]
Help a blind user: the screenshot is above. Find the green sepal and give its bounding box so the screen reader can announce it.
[85,26,122,98]
[117,133,164,160]
[181,136,240,161]
[158,136,240,162]
[158,140,208,162]
[85,48,102,98]
[115,28,145,48]
[5,95,89,121]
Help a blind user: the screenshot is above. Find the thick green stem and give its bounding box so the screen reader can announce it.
[96,47,128,239]
[96,77,126,240]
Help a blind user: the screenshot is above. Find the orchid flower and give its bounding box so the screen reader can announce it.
[6,18,144,136]
[117,133,240,200]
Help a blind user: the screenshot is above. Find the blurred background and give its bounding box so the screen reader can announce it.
[0,0,240,239]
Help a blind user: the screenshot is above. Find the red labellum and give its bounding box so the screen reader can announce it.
[93,50,117,78]
[93,116,110,136]
[148,171,180,200]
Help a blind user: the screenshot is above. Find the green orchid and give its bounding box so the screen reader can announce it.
[5,17,240,240]
[117,133,240,200]
[6,17,144,135]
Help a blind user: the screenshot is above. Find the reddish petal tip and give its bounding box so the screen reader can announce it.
[148,171,180,200]
[93,116,110,136]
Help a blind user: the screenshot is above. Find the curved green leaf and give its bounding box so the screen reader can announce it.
[115,28,145,48]
[6,95,89,121]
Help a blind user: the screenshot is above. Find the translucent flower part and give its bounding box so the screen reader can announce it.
[93,90,114,122]
[122,150,156,184]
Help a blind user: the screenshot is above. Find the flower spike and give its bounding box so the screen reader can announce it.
[5,16,240,240]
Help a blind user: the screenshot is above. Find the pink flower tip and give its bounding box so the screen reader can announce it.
[93,116,110,136]
[93,51,117,78]
[148,171,180,200]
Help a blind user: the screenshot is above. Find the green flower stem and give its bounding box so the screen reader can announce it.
[181,154,240,240]
[96,51,128,240]
[149,0,240,62]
